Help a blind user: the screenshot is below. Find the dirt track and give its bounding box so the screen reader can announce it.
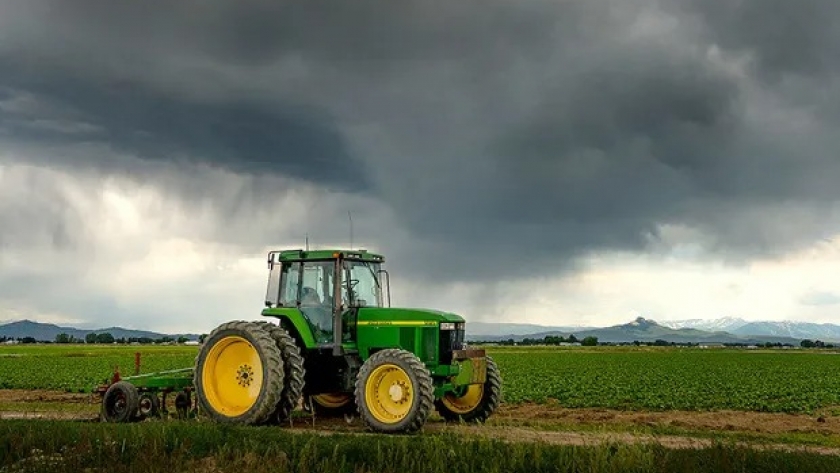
[1,390,839,455]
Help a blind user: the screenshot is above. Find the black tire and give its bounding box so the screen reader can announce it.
[194,320,285,425]
[256,321,306,424]
[435,356,502,423]
[101,381,139,423]
[175,391,191,419]
[303,392,357,417]
[354,349,434,433]
[136,392,161,420]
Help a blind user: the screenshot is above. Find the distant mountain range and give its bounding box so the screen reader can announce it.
[466,317,840,345]
[659,317,840,341]
[0,320,201,342]
[2,316,838,346]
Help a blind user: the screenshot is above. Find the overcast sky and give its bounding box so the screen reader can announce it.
[1,0,839,333]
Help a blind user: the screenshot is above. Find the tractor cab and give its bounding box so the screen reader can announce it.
[264,249,391,350]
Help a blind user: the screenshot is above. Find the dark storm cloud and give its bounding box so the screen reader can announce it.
[0,67,368,192]
[676,0,840,80]
[1,0,840,284]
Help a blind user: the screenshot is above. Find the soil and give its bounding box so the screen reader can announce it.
[0,389,92,404]
[492,403,840,435]
[1,391,839,454]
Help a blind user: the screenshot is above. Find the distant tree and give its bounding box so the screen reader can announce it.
[85,333,97,344]
[581,336,598,347]
[199,334,208,344]
[95,333,115,344]
[55,333,71,344]
[177,336,189,344]
[567,334,579,344]
[19,337,37,344]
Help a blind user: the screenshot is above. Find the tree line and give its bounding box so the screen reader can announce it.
[0,333,206,344]
[476,334,599,346]
[54,332,194,344]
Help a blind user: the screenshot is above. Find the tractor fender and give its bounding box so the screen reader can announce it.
[261,309,317,350]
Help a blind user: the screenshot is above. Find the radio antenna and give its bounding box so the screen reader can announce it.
[348,211,354,250]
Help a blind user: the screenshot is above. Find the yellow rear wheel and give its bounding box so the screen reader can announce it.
[355,349,433,433]
[194,321,285,425]
[303,392,357,417]
[312,392,352,408]
[255,321,306,425]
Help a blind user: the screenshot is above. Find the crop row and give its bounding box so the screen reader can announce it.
[1,345,840,414]
[0,345,197,391]
[489,348,840,413]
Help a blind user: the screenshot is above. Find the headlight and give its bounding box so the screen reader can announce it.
[440,322,456,330]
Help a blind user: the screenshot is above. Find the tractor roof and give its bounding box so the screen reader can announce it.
[272,248,385,263]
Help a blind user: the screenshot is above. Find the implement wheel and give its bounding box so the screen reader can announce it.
[101,381,139,423]
[136,392,161,420]
[435,356,502,423]
[256,321,306,424]
[355,349,433,433]
[194,320,285,425]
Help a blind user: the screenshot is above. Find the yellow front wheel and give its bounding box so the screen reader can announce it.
[435,356,502,423]
[355,349,433,433]
[194,321,285,425]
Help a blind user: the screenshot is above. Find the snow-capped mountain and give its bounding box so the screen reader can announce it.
[661,317,840,342]
[733,321,840,341]
[660,317,749,333]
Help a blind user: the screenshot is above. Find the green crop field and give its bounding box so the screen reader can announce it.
[0,345,197,391]
[1,344,840,414]
[489,346,840,413]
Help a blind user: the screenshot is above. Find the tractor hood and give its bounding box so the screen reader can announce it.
[355,307,465,325]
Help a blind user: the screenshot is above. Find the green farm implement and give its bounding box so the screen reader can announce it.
[94,248,502,433]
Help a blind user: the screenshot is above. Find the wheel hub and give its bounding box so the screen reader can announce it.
[388,381,409,403]
[236,364,255,387]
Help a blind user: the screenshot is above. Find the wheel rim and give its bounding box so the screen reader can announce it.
[201,335,264,416]
[364,363,414,423]
[441,385,484,414]
[312,392,351,408]
[105,392,127,418]
[138,395,155,415]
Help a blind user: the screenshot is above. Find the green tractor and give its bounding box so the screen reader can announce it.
[193,248,502,433]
